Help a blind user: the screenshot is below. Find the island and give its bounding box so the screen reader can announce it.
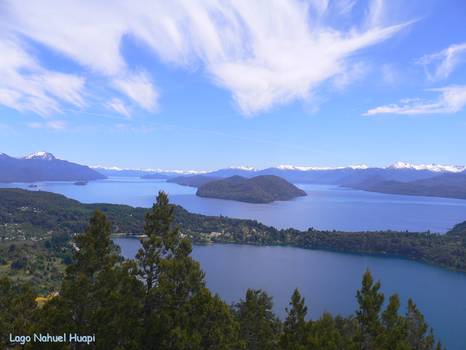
[196,175,307,203]
[140,173,170,179]
[74,181,87,186]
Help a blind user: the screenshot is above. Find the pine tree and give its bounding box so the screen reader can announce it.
[136,190,236,349]
[40,209,116,350]
[279,288,309,349]
[0,276,38,349]
[231,288,281,349]
[405,298,436,350]
[354,268,385,349]
[375,293,409,350]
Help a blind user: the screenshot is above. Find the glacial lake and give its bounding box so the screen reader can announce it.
[3,177,466,348]
[2,176,466,233]
[114,238,466,350]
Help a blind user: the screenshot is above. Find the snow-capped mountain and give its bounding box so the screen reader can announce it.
[21,151,59,161]
[0,151,106,183]
[91,165,208,177]
[272,164,369,171]
[385,162,466,173]
[90,160,465,185]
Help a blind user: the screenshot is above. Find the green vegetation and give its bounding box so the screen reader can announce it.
[1,188,466,281]
[360,173,466,200]
[166,174,222,187]
[0,191,445,349]
[196,175,307,203]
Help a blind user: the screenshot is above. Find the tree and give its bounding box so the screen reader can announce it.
[136,190,236,349]
[231,288,281,349]
[405,298,436,350]
[40,209,116,350]
[375,293,409,350]
[279,288,309,349]
[354,268,385,349]
[0,276,38,349]
[309,311,341,350]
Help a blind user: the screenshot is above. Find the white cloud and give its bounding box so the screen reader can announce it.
[27,122,42,128]
[0,38,85,116]
[112,72,158,112]
[416,42,466,81]
[108,98,132,118]
[46,120,67,131]
[364,85,466,115]
[4,0,409,115]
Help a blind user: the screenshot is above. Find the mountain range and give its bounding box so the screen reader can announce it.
[93,162,466,186]
[3,152,465,200]
[0,151,107,183]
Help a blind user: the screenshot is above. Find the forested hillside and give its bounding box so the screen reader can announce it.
[0,191,446,349]
[1,188,466,278]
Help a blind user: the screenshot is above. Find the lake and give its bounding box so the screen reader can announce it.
[114,238,466,350]
[3,177,466,348]
[1,177,466,233]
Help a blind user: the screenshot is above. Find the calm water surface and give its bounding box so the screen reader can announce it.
[3,178,466,348]
[114,238,466,350]
[2,177,466,233]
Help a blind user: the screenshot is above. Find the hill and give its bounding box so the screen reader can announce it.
[166,175,222,187]
[196,175,307,203]
[140,173,170,179]
[363,172,466,199]
[0,151,107,183]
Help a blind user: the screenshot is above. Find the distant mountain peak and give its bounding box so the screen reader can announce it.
[385,162,466,172]
[222,166,257,171]
[22,151,57,161]
[273,164,369,171]
[386,162,415,170]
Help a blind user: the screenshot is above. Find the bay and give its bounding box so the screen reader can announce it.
[114,238,466,350]
[1,177,466,233]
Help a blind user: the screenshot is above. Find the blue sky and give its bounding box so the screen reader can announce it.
[1,0,465,171]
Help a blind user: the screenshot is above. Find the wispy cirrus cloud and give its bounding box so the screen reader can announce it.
[416,42,466,81]
[364,85,466,115]
[0,39,86,116]
[45,120,68,131]
[107,98,132,119]
[2,0,409,116]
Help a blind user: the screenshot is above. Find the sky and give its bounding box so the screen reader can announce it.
[1,0,465,171]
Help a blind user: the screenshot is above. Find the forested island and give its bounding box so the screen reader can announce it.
[196,175,308,203]
[0,191,446,349]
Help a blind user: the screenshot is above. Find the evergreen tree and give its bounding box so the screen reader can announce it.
[136,190,236,349]
[405,298,436,350]
[40,209,115,350]
[231,288,281,349]
[375,293,409,350]
[279,288,309,349]
[309,311,341,350]
[354,268,385,349]
[0,276,38,349]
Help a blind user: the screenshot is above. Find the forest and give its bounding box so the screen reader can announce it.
[1,188,466,281]
[0,191,446,349]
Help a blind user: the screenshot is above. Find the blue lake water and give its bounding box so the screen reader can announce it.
[114,238,466,350]
[3,177,466,348]
[2,177,466,233]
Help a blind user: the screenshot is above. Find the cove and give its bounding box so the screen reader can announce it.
[114,237,466,350]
